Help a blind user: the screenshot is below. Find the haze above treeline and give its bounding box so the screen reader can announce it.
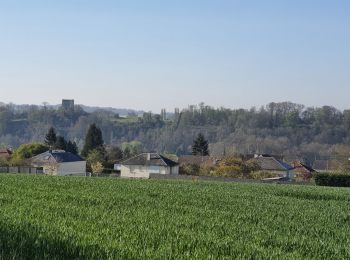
[0,101,349,116]
[0,101,145,116]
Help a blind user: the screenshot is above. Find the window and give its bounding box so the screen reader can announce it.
[149,166,160,174]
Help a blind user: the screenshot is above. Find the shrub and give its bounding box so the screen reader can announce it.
[212,156,261,178]
[91,162,104,176]
[0,157,9,167]
[11,143,48,166]
[179,157,262,178]
[314,173,350,187]
[213,165,243,178]
[180,163,200,175]
[294,171,313,182]
[198,166,214,176]
[242,159,261,174]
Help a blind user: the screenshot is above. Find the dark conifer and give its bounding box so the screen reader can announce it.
[55,136,67,150]
[81,124,104,157]
[192,133,209,156]
[66,141,79,155]
[45,127,57,148]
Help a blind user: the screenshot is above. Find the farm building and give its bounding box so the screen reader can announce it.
[254,155,294,178]
[292,161,317,180]
[121,153,179,178]
[31,150,86,176]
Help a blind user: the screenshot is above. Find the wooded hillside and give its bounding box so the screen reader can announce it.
[0,102,349,164]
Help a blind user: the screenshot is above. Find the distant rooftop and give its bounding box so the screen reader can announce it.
[0,149,12,159]
[178,155,222,167]
[254,156,294,171]
[32,150,85,163]
[122,153,178,167]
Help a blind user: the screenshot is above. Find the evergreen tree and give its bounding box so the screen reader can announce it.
[123,146,131,159]
[81,124,104,157]
[55,136,67,150]
[66,141,79,155]
[192,133,209,156]
[106,146,123,164]
[45,127,57,147]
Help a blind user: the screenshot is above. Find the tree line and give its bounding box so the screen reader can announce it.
[0,102,350,164]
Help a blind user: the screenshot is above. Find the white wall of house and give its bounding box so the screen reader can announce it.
[57,161,86,176]
[42,161,86,176]
[121,164,178,178]
[42,165,58,175]
[170,165,179,175]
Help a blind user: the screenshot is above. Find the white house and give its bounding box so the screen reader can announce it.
[31,150,86,176]
[121,153,179,178]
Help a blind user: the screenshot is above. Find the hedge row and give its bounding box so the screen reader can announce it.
[314,173,350,187]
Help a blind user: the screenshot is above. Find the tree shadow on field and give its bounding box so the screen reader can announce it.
[0,221,109,259]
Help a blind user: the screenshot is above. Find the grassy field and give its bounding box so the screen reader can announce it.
[0,175,350,259]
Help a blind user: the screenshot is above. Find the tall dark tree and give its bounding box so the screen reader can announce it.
[66,141,79,155]
[82,124,104,157]
[192,133,209,156]
[123,146,131,159]
[45,127,57,147]
[106,146,123,163]
[55,136,67,150]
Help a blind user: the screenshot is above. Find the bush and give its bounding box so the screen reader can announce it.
[11,143,48,166]
[0,157,9,167]
[179,157,262,178]
[213,165,243,178]
[212,157,261,178]
[180,164,200,175]
[294,171,313,182]
[198,166,214,176]
[314,173,350,187]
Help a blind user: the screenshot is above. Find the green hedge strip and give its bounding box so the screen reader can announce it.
[315,173,350,187]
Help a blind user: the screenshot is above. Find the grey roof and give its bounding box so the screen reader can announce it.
[122,153,178,167]
[32,150,85,163]
[255,157,294,171]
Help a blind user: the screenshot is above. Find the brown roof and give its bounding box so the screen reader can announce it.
[178,155,221,167]
[122,153,178,167]
[254,157,294,171]
[0,149,12,159]
[292,162,317,174]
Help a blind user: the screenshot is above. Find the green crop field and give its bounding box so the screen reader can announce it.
[0,175,350,259]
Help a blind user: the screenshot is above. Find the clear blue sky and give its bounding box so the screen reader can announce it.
[0,0,349,112]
